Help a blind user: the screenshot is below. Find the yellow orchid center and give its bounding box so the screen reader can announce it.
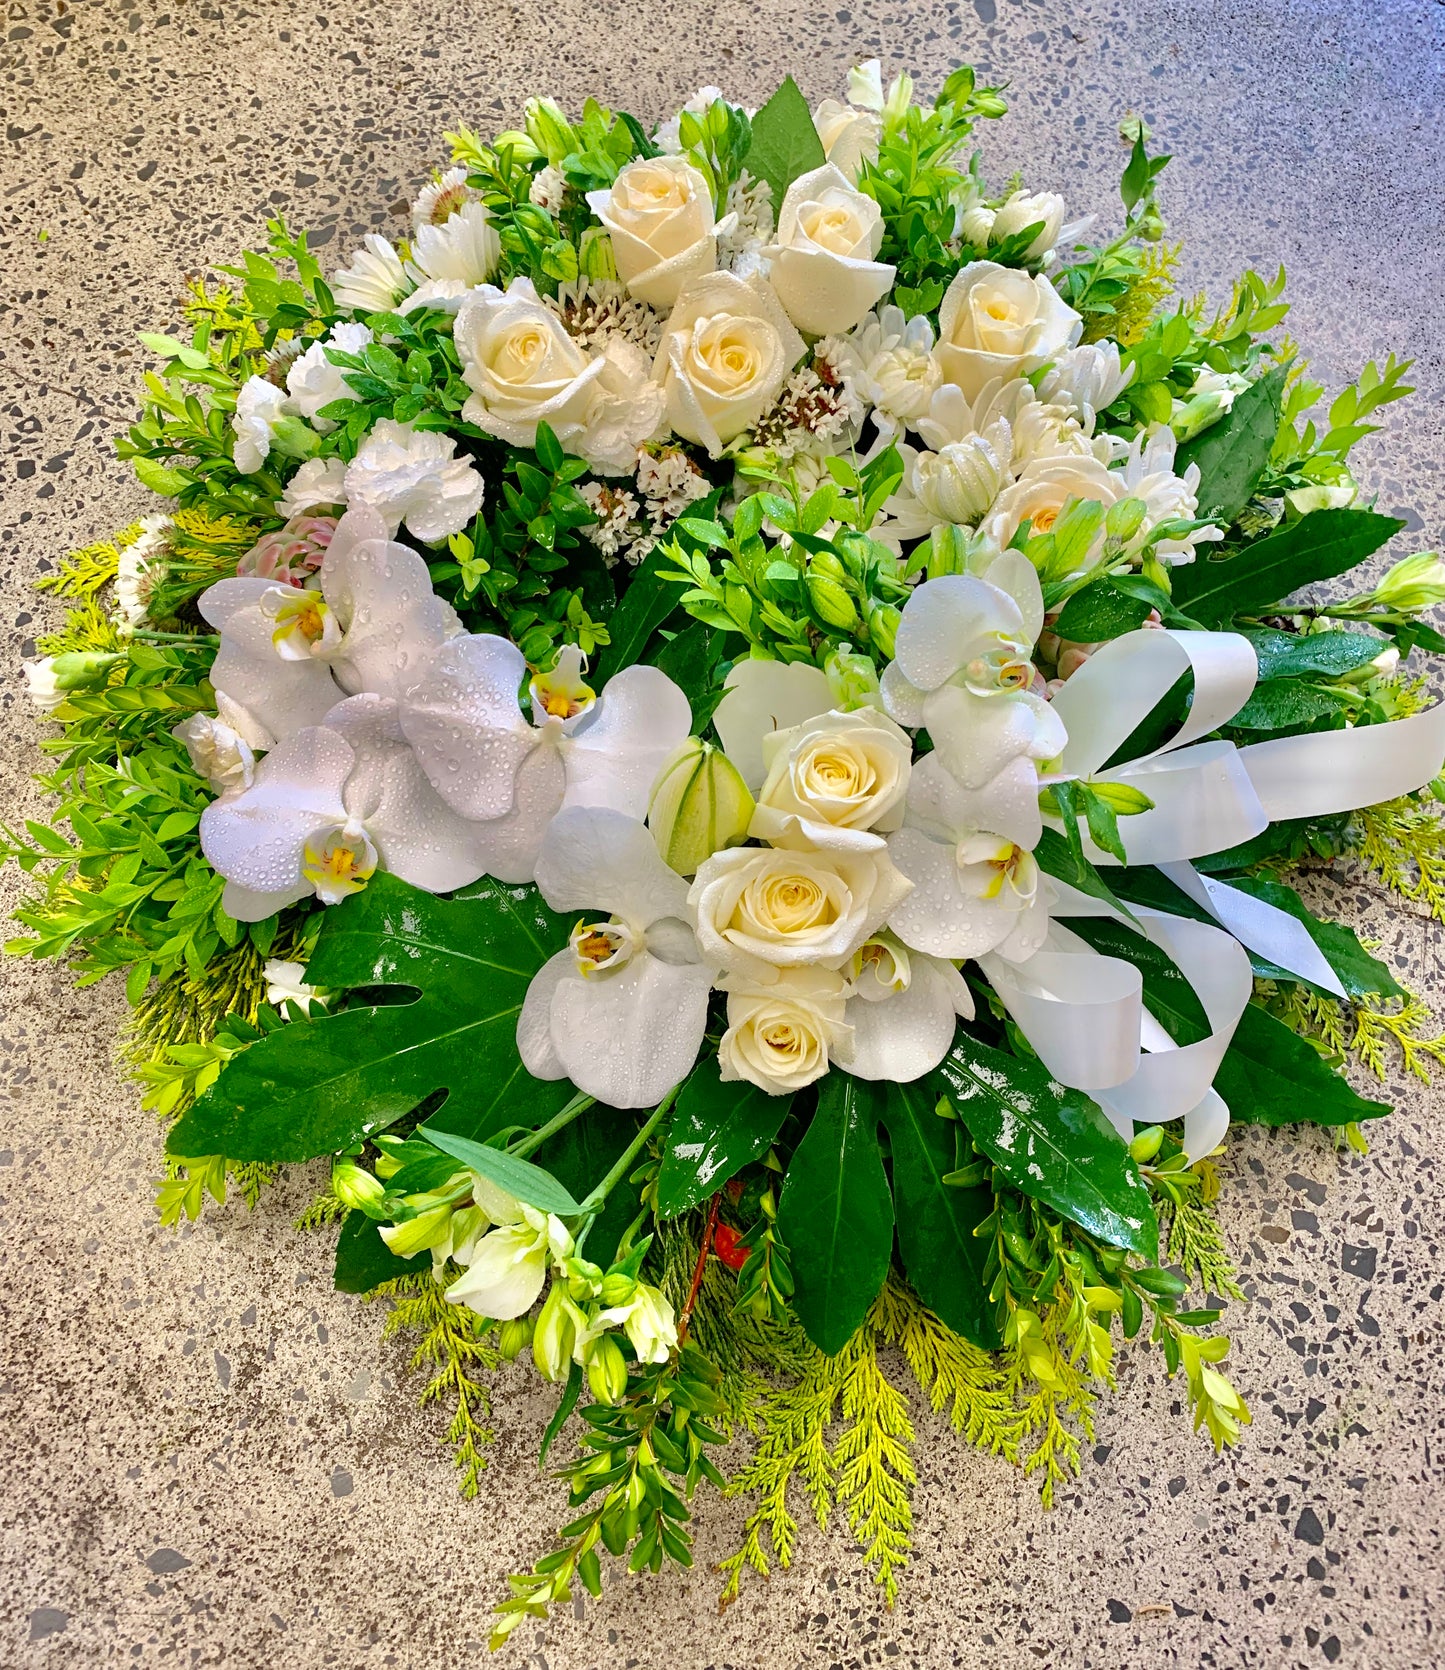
[302,825,377,906]
[264,586,340,662]
[530,644,596,722]
[569,918,636,977]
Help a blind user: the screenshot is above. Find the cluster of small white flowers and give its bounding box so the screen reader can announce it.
[716,172,774,279]
[543,278,663,356]
[637,445,711,521]
[578,482,642,559]
[581,447,711,567]
[528,164,567,212]
[745,352,865,466]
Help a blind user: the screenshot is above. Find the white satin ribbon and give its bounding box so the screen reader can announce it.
[1239,699,1445,820]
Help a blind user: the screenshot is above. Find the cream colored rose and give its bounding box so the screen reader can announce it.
[718,967,850,1094]
[688,841,912,979]
[935,261,1082,401]
[764,164,895,338]
[751,709,912,851]
[586,157,722,310]
[991,189,1067,262]
[654,272,805,457]
[812,99,882,180]
[980,452,1121,553]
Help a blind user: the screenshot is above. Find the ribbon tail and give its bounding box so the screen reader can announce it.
[1238,701,1445,820]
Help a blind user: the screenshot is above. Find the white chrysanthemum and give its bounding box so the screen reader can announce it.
[113,513,171,632]
[717,172,775,280]
[1114,425,1225,565]
[231,376,294,475]
[332,234,410,314]
[411,166,475,233]
[917,377,1092,473]
[286,322,373,431]
[407,200,500,289]
[1037,343,1133,432]
[343,419,485,545]
[528,164,567,211]
[844,305,942,427]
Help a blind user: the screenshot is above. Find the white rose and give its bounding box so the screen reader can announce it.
[981,452,1121,553]
[763,164,895,338]
[718,967,851,1094]
[935,260,1082,402]
[752,708,912,851]
[812,99,882,180]
[286,323,373,431]
[586,157,722,310]
[654,272,805,456]
[688,841,912,979]
[343,418,485,544]
[991,189,1067,262]
[456,277,610,449]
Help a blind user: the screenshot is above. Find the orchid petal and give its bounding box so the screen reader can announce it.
[886,826,1038,959]
[842,953,963,1081]
[468,743,567,884]
[551,952,713,1108]
[906,753,1044,850]
[533,807,690,930]
[562,666,692,818]
[518,948,574,1081]
[923,685,1067,789]
[893,574,1026,693]
[983,549,1045,644]
[221,878,314,923]
[879,660,928,729]
[199,576,342,742]
[713,660,834,791]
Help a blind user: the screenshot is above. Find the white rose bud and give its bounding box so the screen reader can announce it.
[935,260,1083,402]
[991,188,1067,261]
[586,156,722,310]
[763,164,896,338]
[654,272,806,456]
[812,98,882,179]
[718,967,851,1094]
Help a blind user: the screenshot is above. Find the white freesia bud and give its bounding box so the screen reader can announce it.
[586,156,723,309]
[654,272,806,456]
[763,164,895,337]
[1372,550,1445,611]
[330,1160,386,1213]
[647,736,755,877]
[379,1202,457,1260]
[718,966,851,1093]
[991,188,1067,261]
[935,260,1083,402]
[263,958,322,1013]
[585,1333,630,1404]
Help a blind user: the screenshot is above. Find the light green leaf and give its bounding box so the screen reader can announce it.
[744,76,827,215]
[417,1123,582,1216]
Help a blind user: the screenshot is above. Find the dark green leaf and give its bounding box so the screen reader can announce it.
[777,1072,893,1355]
[652,620,724,735]
[935,1037,1158,1257]
[539,1360,584,1465]
[881,1081,1000,1349]
[1171,509,1403,628]
[333,1211,425,1294]
[1053,582,1154,644]
[594,543,683,685]
[655,1057,792,1218]
[418,1123,582,1215]
[168,874,574,1163]
[1034,827,1140,927]
[744,76,827,216]
[1215,1003,1392,1127]
[1175,363,1286,526]
[1240,626,1387,681]
[1226,678,1353,732]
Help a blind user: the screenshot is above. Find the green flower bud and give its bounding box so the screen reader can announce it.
[599,1270,638,1307]
[562,1256,606,1301]
[331,1160,386,1215]
[533,1283,585,1381]
[496,1314,535,1362]
[1371,550,1445,612]
[865,602,900,660]
[824,645,884,712]
[268,415,322,462]
[1170,391,1228,444]
[578,227,617,283]
[647,736,755,877]
[585,1334,629,1406]
[491,129,544,164]
[524,97,575,166]
[1128,1125,1165,1163]
[49,651,124,691]
[807,574,859,632]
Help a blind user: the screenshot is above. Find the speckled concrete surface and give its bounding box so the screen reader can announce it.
[2,2,1443,1666]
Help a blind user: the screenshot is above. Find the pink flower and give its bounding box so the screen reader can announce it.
[236,514,339,588]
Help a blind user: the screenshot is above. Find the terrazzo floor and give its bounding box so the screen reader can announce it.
[2,1,1443,1665]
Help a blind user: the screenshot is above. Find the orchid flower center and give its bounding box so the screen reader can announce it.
[530,643,596,723]
[960,637,1036,697]
[263,585,343,662]
[851,934,911,995]
[569,918,638,978]
[302,820,378,906]
[956,834,1039,908]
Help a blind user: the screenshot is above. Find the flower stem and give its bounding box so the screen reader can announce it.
[676,1192,721,1347]
[509,1091,594,1159]
[576,1084,682,1220]
[130,629,221,646]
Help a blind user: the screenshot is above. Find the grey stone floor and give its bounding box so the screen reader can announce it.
[2,1,1444,1665]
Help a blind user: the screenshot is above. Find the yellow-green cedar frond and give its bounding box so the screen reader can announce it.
[1351,795,1445,922]
[1266,974,1445,1083]
[375,1270,500,1498]
[1082,240,1181,346]
[297,1187,349,1233]
[832,1304,915,1604]
[171,505,261,554]
[875,1277,1023,1460]
[35,602,125,657]
[1166,1190,1246,1303]
[36,524,142,598]
[1008,1309,1095,1509]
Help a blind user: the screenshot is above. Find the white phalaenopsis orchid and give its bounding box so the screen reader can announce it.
[881,559,1067,789]
[400,639,691,882]
[198,504,461,746]
[518,808,714,1108]
[842,931,976,1082]
[886,752,1051,962]
[198,693,498,920]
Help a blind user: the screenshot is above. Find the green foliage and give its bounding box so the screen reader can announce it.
[742,77,826,214]
[167,873,576,1163]
[1214,1002,1392,1128]
[1175,362,1286,525]
[655,1057,793,1218]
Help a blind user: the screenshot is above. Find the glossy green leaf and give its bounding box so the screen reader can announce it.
[881,1081,999,1348]
[744,76,827,216]
[1215,1003,1392,1127]
[1240,626,1387,681]
[530,1103,640,1265]
[777,1072,893,1355]
[594,542,682,684]
[1175,362,1286,526]
[1225,678,1352,732]
[653,620,725,736]
[1053,581,1154,644]
[656,1057,792,1218]
[1171,508,1403,628]
[168,873,574,1163]
[1035,827,1139,927]
[333,1211,425,1295]
[418,1123,582,1216]
[935,1037,1158,1258]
